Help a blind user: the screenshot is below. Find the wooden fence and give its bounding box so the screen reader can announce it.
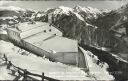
[2,54,60,81]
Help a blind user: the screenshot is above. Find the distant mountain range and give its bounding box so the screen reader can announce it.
[0,6,34,25]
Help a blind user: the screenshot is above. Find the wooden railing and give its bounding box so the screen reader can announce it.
[2,54,60,81]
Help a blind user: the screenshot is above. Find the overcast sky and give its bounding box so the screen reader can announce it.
[0,1,128,11]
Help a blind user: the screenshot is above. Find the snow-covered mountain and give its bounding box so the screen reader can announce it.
[32,5,128,81]
[33,6,111,48]
[0,6,35,27]
[73,5,102,20]
[34,5,128,58]
[32,5,128,59]
[34,5,107,22]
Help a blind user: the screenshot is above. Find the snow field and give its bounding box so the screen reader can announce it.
[0,40,94,80]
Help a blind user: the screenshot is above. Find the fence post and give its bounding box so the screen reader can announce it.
[3,54,7,64]
[23,69,27,81]
[18,70,20,76]
[13,70,21,81]
[42,72,44,81]
[7,61,12,69]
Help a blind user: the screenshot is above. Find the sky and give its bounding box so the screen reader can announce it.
[0,1,128,11]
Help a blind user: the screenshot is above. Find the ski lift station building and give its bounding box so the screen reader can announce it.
[5,22,87,69]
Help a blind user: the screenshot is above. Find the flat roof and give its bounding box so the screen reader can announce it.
[0,30,7,34]
[23,32,78,53]
[18,22,48,32]
[7,28,21,33]
[18,22,62,38]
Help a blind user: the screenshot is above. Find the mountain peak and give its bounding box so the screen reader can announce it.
[51,6,73,15]
[73,5,83,12]
[58,6,73,12]
[117,2,128,14]
[74,5,102,15]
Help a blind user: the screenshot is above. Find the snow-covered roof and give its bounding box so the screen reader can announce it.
[0,30,7,34]
[19,22,62,38]
[18,22,47,32]
[7,28,21,33]
[74,5,102,19]
[23,32,78,52]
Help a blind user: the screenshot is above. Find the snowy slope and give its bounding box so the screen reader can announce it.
[35,6,85,21]
[0,40,94,80]
[0,40,114,80]
[0,6,35,27]
[0,66,15,80]
[74,5,102,19]
[53,6,84,21]
[54,6,73,15]
[79,47,114,80]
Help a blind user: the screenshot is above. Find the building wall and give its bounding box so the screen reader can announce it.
[7,29,21,42]
[78,47,88,71]
[12,38,79,65]
[6,28,81,66]
[20,40,78,65]
[53,52,78,65]
[19,40,52,58]
[52,50,89,68]
[48,13,53,24]
[0,34,9,41]
[20,25,62,39]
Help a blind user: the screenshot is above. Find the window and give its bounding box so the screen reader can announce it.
[44,30,46,33]
[49,29,52,32]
